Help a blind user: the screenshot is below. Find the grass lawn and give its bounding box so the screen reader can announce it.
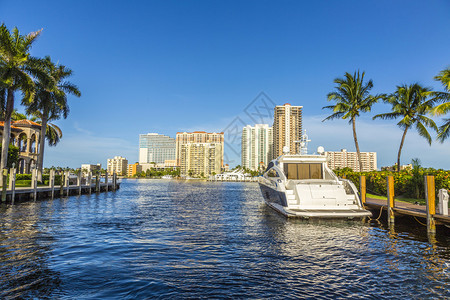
[367,193,426,205]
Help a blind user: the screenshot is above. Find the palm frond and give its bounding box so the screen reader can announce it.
[437,118,450,143]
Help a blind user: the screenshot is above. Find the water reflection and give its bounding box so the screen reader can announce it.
[0,180,449,299]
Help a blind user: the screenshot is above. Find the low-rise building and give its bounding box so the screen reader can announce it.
[81,164,101,174]
[107,156,128,175]
[127,162,142,177]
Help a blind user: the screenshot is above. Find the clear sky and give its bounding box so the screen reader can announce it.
[1,0,450,169]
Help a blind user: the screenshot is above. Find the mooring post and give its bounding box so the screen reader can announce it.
[360,175,366,204]
[105,171,109,192]
[425,175,436,235]
[1,168,8,203]
[65,171,70,196]
[88,172,92,194]
[112,171,117,191]
[59,171,64,197]
[50,169,55,199]
[77,172,82,195]
[31,168,38,201]
[95,172,100,193]
[9,168,16,204]
[387,175,395,225]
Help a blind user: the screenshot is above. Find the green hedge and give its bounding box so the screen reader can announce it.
[334,168,450,199]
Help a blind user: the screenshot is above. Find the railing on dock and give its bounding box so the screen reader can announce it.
[0,169,120,203]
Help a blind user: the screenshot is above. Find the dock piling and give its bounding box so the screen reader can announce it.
[50,169,55,199]
[32,168,38,201]
[425,175,436,234]
[9,168,16,204]
[65,171,70,196]
[105,171,108,192]
[95,173,100,193]
[1,168,8,202]
[387,175,395,225]
[88,172,92,194]
[77,172,82,195]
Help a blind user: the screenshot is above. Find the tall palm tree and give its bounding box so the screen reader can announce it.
[0,23,49,183]
[373,84,439,172]
[26,56,80,181]
[432,67,450,142]
[323,71,382,171]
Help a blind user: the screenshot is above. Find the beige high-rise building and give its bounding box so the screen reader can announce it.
[272,103,303,158]
[241,124,273,171]
[107,156,128,175]
[176,131,224,176]
[326,149,377,172]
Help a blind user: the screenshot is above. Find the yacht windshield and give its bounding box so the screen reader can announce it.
[283,163,323,180]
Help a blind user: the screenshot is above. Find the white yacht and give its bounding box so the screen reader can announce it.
[258,136,371,219]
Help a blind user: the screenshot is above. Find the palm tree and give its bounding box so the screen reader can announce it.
[432,67,450,142]
[323,71,383,171]
[0,23,49,184]
[373,84,439,172]
[26,56,80,181]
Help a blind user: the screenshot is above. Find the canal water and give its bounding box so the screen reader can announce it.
[0,179,449,299]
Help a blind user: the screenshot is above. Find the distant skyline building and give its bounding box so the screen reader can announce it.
[139,133,176,165]
[176,131,224,176]
[127,162,142,177]
[241,124,273,171]
[107,156,128,175]
[326,149,377,172]
[272,103,303,158]
[81,163,101,173]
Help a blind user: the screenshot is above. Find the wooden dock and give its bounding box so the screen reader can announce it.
[2,182,120,203]
[0,169,120,203]
[364,198,450,226]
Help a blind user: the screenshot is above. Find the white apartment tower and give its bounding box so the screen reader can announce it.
[241,124,273,171]
[326,149,377,172]
[107,156,128,175]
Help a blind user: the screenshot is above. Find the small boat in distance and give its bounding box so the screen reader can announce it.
[162,175,173,179]
[258,133,371,219]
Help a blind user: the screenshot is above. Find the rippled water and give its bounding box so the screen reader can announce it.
[0,179,449,299]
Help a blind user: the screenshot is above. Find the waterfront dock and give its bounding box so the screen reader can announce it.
[359,175,450,236]
[1,169,120,203]
[364,198,450,226]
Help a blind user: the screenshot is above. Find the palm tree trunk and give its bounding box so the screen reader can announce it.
[352,117,363,172]
[37,111,48,182]
[397,126,409,173]
[0,89,14,186]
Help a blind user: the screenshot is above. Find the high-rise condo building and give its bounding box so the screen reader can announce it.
[176,131,224,176]
[326,149,377,172]
[272,103,303,158]
[139,133,176,165]
[107,156,128,175]
[241,124,273,171]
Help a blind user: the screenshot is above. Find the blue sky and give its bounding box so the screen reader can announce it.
[1,0,450,169]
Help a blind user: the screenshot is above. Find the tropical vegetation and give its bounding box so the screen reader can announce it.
[432,67,450,142]
[0,23,79,184]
